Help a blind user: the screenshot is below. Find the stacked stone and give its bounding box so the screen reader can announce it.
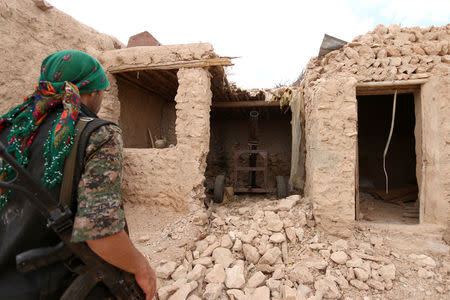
[303,24,450,87]
[154,195,409,300]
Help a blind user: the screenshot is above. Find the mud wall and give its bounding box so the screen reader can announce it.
[301,24,450,227]
[0,0,122,122]
[121,68,212,210]
[303,77,358,235]
[419,75,450,224]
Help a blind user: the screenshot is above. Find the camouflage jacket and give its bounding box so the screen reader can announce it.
[70,124,125,242]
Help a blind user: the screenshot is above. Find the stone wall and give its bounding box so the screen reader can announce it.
[301,24,450,227]
[0,0,122,121]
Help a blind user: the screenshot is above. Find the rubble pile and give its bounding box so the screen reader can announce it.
[152,195,449,299]
[303,24,450,86]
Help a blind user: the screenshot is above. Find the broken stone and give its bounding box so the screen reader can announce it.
[418,267,435,279]
[296,228,305,241]
[319,249,331,259]
[203,283,223,300]
[409,254,436,268]
[171,264,188,280]
[285,227,297,243]
[266,277,282,291]
[270,233,286,243]
[156,261,177,279]
[186,264,206,282]
[168,281,198,300]
[289,264,314,284]
[195,240,209,253]
[282,285,297,300]
[241,229,258,244]
[201,241,220,257]
[221,235,233,249]
[349,279,369,290]
[33,0,53,11]
[225,263,246,289]
[187,295,201,300]
[247,271,266,288]
[277,195,300,211]
[309,243,327,250]
[331,239,348,252]
[212,247,234,268]
[366,279,385,291]
[344,47,359,60]
[243,244,261,265]
[267,219,284,232]
[233,239,243,252]
[259,247,281,265]
[205,264,226,284]
[273,267,285,280]
[251,286,271,299]
[354,268,370,281]
[193,257,213,267]
[305,257,328,270]
[297,284,312,298]
[314,278,341,299]
[379,264,396,281]
[346,257,363,268]
[227,289,246,300]
[158,284,179,300]
[331,251,348,265]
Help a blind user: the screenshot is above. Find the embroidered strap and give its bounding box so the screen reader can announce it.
[59,117,93,207]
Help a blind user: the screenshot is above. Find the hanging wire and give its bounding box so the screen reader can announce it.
[383,90,398,194]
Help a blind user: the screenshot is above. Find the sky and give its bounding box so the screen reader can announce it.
[50,0,449,89]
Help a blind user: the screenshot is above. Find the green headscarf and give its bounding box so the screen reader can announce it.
[0,50,109,210]
[39,50,109,94]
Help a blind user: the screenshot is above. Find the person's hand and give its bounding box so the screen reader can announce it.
[135,262,157,300]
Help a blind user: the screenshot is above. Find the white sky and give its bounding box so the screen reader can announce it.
[50,0,449,89]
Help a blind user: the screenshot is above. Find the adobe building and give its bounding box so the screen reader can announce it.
[297,24,450,234]
[1,0,448,246]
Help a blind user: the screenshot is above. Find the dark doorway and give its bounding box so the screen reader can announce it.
[357,93,419,224]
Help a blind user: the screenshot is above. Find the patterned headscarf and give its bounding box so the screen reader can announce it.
[0,50,110,209]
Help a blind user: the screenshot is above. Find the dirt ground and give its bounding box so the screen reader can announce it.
[127,194,449,300]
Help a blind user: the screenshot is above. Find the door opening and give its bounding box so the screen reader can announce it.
[357,93,419,224]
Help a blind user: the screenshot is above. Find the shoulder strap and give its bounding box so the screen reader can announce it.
[59,117,115,208]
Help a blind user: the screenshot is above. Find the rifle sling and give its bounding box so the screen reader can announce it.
[59,117,92,208]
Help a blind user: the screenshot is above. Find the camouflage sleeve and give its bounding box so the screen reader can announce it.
[70,124,125,242]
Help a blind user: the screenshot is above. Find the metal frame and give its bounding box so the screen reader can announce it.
[233,149,268,193]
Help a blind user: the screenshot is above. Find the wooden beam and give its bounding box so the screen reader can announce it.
[109,57,233,73]
[356,79,428,88]
[212,101,283,108]
[357,87,419,96]
[116,73,172,101]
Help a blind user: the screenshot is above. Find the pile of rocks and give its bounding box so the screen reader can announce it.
[303,24,450,85]
[154,195,407,300]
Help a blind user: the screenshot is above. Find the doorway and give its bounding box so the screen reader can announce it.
[356,93,419,224]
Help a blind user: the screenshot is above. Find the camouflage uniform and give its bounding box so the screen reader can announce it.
[71,124,125,242]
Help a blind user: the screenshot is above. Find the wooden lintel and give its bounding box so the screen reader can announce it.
[356,79,427,96]
[109,57,233,73]
[212,101,283,108]
[357,87,419,96]
[356,79,428,88]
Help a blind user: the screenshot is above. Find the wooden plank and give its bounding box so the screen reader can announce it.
[357,79,428,88]
[213,100,282,108]
[109,57,233,73]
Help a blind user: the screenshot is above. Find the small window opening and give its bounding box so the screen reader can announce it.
[115,70,178,148]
